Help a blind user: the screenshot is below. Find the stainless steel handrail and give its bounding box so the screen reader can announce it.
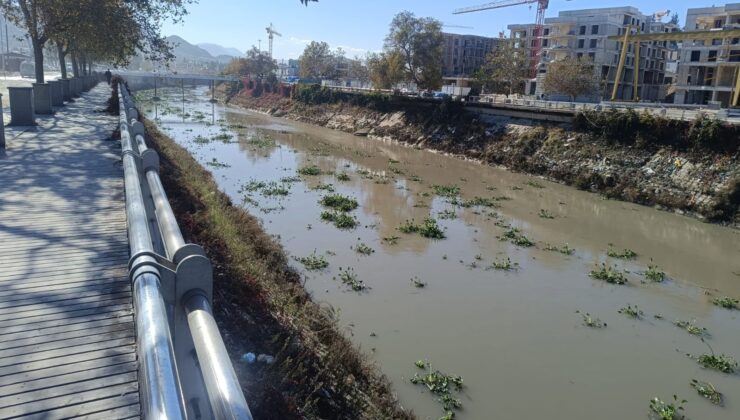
[117,82,252,420]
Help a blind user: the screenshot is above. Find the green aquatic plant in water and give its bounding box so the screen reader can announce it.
[544,243,575,255]
[499,228,534,247]
[354,242,375,255]
[644,265,666,282]
[432,184,460,198]
[538,209,555,219]
[618,304,643,319]
[261,182,290,197]
[320,211,359,229]
[311,183,335,192]
[589,263,628,284]
[335,267,366,291]
[649,395,686,420]
[297,165,323,176]
[398,218,446,239]
[487,257,518,271]
[695,353,737,373]
[673,320,707,337]
[690,379,723,405]
[711,296,738,310]
[437,209,457,220]
[411,276,426,288]
[575,310,606,328]
[335,172,351,182]
[296,251,329,270]
[205,158,230,168]
[607,247,638,259]
[319,194,359,212]
[410,360,464,417]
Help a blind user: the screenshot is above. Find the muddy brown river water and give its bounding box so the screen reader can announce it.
[139,87,740,420]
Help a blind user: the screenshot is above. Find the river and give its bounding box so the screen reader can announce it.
[137,87,740,420]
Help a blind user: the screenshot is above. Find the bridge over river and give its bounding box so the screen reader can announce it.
[0,79,251,419]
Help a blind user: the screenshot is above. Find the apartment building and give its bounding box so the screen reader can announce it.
[674,3,740,107]
[441,33,501,77]
[508,7,676,101]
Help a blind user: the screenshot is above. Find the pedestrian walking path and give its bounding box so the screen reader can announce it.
[0,84,139,419]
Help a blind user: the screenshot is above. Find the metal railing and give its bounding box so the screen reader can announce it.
[117,82,253,420]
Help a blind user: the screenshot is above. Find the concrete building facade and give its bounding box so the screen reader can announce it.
[441,32,501,77]
[508,7,676,101]
[674,3,740,107]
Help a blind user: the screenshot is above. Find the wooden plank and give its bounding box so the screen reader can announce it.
[0,304,132,336]
[0,315,133,345]
[0,346,135,378]
[0,283,130,310]
[0,328,133,360]
[0,361,137,397]
[0,375,138,415]
[0,352,136,389]
[0,336,136,370]
[0,321,134,354]
[0,279,129,301]
[0,299,134,329]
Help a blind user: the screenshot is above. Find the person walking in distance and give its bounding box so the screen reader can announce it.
[105,69,112,85]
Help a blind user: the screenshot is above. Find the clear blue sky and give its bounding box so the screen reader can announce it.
[162,0,703,60]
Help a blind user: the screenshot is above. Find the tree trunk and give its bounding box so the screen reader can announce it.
[80,55,87,75]
[70,53,79,78]
[32,38,44,83]
[57,43,67,79]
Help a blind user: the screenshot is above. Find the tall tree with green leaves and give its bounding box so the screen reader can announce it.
[473,40,528,96]
[383,11,444,90]
[542,56,599,101]
[298,41,337,79]
[367,51,404,89]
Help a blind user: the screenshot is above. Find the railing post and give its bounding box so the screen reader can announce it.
[0,94,5,149]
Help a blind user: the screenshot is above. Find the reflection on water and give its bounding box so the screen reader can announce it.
[140,87,740,420]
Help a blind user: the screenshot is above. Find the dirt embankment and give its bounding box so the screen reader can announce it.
[225,89,740,226]
[141,118,413,420]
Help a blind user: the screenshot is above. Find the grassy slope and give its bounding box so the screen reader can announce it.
[143,119,412,420]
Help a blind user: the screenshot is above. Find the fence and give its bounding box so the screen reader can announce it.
[117,82,252,420]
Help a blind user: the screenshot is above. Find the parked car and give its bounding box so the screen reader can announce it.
[20,61,35,78]
[432,92,451,100]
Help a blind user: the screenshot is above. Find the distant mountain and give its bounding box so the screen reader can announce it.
[166,35,213,60]
[198,43,243,58]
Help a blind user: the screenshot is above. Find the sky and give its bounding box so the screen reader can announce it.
[161,0,705,60]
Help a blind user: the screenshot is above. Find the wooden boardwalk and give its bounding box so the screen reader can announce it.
[0,85,139,419]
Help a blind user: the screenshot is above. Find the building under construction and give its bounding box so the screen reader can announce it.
[674,3,740,107]
[507,6,678,101]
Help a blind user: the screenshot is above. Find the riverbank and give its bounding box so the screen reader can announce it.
[225,88,739,226]
[140,117,412,419]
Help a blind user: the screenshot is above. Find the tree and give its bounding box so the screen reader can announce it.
[0,0,191,83]
[542,56,599,101]
[473,40,528,96]
[367,51,404,89]
[383,11,444,90]
[347,56,369,81]
[223,46,276,79]
[669,12,679,26]
[298,41,337,79]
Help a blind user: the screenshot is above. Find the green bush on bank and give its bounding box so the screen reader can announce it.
[573,109,738,152]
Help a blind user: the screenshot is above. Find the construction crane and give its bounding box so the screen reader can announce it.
[265,23,282,59]
[443,24,475,30]
[454,0,551,78]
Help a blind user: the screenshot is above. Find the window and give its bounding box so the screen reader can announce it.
[591,25,599,35]
[589,39,597,48]
[579,25,586,35]
[588,52,595,61]
[578,39,585,48]
[708,50,717,62]
[714,19,723,29]
[543,28,550,36]
[577,52,583,59]
[542,39,549,47]
[690,50,700,61]
[730,50,740,62]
